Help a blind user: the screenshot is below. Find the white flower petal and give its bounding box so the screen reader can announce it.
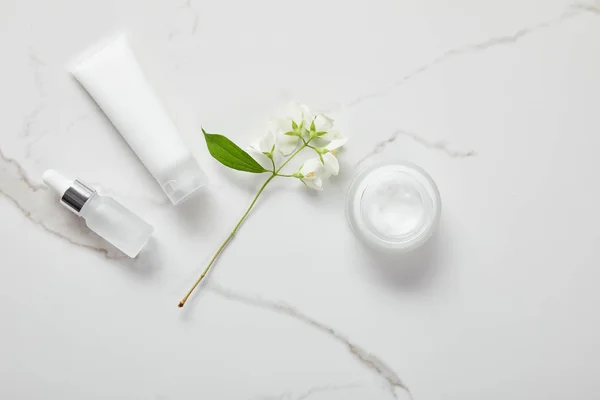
[267,118,288,135]
[260,131,276,152]
[246,146,273,170]
[326,138,348,151]
[286,102,312,126]
[322,152,340,176]
[287,103,302,121]
[302,176,323,191]
[298,104,313,125]
[293,104,315,131]
[271,150,284,167]
[300,158,322,175]
[319,129,343,142]
[314,113,334,132]
[249,142,261,153]
[277,134,300,155]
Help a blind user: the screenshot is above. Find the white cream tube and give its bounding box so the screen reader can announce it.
[70,34,207,205]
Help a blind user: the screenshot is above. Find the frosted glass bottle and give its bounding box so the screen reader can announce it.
[43,170,153,258]
[79,195,153,258]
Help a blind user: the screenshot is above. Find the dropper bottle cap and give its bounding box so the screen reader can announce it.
[43,170,96,215]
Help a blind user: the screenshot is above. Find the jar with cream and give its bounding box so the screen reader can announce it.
[346,161,441,252]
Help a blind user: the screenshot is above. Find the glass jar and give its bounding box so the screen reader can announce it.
[346,161,441,252]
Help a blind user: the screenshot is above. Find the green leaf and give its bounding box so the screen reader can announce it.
[202,129,268,173]
[292,120,298,130]
[284,131,297,136]
[316,131,328,137]
[310,120,316,132]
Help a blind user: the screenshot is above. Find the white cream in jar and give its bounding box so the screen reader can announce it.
[346,161,441,252]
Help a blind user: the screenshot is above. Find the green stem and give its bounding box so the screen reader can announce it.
[178,139,312,308]
[178,174,275,307]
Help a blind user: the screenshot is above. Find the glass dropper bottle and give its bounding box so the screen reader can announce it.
[43,170,153,258]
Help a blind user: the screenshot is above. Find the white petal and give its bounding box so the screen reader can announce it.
[286,102,311,125]
[300,158,322,175]
[268,118,290,135]
[303,177,323,191]
[289,103,314,130]
[319,129,343,142]
[260,131,276,152]
[271,149,284,167]
[312,130,344,148]
[246,146,273,170]
[314,113,334,132]
[267,131,277,148]
[249,142,262,153]
[325,137,348,151]
[298,104,313,125]
[286,102,302,120]
[322,152,340,176]
[277,134,300,155]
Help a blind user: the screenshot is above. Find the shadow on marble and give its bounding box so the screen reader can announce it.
[171,186,221,235]
[77,229,163,280]
[116,236,162,279]
[214,163,268,192]
[362,230,442,291]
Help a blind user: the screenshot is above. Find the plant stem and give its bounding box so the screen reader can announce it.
[275,143,308,174]
[178,174,275,307]
[178,139,313,308]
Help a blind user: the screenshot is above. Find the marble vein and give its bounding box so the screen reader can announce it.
[1,190,113,257]
[344,4,596,109]
[0,148,44,191]
[258,384,363,400]
[22,49,49,159]
[28,50,46,97]
[169,0,200,39]
[572,1,600,13]
[65,114,89,133]
[20,105,44,138]
[0,147,124,259]
[355,129,476,167]
[294,384,362,400]
[191,13,200,34]
[207,283,412,399]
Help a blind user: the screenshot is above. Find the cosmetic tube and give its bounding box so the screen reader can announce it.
[70,34,207,205]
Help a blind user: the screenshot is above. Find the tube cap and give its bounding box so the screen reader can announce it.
[158,156,208,205]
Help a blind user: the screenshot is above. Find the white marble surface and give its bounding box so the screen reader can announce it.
[1,0,600,398]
